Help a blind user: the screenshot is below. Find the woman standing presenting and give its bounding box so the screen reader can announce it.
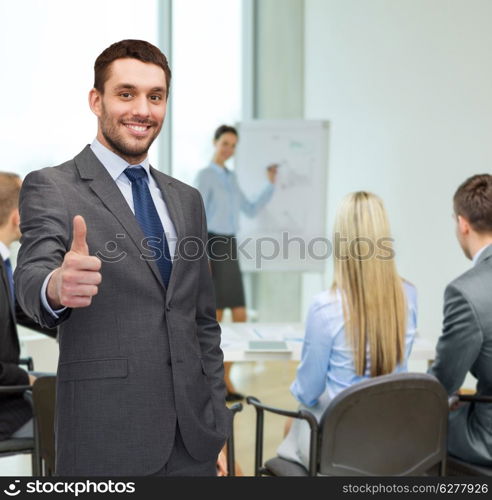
[196,125,278,401]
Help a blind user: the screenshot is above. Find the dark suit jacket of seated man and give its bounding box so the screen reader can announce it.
[14,40,232,476]
[0,172,56,441]
[1,256,57,440]
[429,174,492,466]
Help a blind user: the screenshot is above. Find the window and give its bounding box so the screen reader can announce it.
[171,0,243,186]
[1,0,161,177]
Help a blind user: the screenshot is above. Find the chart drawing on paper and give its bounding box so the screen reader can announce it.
[235,120,329,272]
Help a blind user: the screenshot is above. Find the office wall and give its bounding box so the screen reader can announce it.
[304,0,492,347]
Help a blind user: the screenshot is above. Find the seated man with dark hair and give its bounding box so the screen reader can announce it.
[429,173,492,465]
[0,172,55,440]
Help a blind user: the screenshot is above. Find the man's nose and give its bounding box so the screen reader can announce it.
[132,95,150,118]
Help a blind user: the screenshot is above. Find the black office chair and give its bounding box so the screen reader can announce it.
[446,394,492,476]
[0,357,40,475]
[226,402,243,476]
[18,357,34,372]
[31,376,56,476]
[247,373,449,476]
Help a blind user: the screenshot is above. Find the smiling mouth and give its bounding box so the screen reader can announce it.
[124,123,152,135]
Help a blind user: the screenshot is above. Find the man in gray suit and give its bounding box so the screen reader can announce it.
[14,40,231,476]
[429,173,492,466]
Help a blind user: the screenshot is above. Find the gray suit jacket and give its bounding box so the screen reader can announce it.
[14,146,232,475]
[429,244,492,465]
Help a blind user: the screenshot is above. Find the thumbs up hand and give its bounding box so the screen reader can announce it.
[47,215,102,309]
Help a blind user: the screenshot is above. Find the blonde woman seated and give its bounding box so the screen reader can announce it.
[277,191,417,469]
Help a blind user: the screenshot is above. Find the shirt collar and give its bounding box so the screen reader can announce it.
[472,243,492,266]
[210,162,229,174]
[90,138,150,181]
[0,241,10,261]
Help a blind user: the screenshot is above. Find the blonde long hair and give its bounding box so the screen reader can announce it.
[332,191,407,377]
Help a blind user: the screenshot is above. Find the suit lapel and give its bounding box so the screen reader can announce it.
[150,166,185,301]
[74,146,166,290]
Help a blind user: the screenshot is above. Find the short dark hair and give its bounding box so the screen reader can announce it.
[214,125,238,141]
[0,172,21,226]
[454,174,492,233]
[94,39,171,97]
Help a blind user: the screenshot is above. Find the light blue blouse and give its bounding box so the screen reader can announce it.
[291,281,418,407]
[195,163,274,235]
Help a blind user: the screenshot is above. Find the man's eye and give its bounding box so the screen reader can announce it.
[120,93,132,98]
[150,95,162,101]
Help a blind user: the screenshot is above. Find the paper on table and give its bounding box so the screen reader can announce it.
[219,323,306,349]
[248,325,305,342]
[246,340,291,352]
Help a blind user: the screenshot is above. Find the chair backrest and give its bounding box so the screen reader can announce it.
[32,376,56,476]
[318,373,448,476]
[0,382,39,475]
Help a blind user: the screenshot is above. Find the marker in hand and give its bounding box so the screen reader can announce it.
[47,215,102,309]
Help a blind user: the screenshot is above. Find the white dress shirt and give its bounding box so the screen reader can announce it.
[0,241,10,261]
[472,243,492,267]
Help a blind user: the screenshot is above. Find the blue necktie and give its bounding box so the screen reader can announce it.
[4,258,14,306]
[124,166,172,288]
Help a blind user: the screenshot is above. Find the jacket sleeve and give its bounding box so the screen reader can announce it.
[15,301,58,338]
[14,169,72,329]
[0,360,29,386]
[428,283,482,394]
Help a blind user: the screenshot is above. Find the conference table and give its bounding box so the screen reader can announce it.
[220,322,436,363]
[19,322,436,371]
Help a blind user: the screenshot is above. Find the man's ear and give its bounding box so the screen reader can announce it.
[457,214,470,235]
[10,208,20,229]
[88,88,102,117]
[4,209,21,236]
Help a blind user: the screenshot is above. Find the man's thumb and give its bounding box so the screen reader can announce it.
[71,215,89,255]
